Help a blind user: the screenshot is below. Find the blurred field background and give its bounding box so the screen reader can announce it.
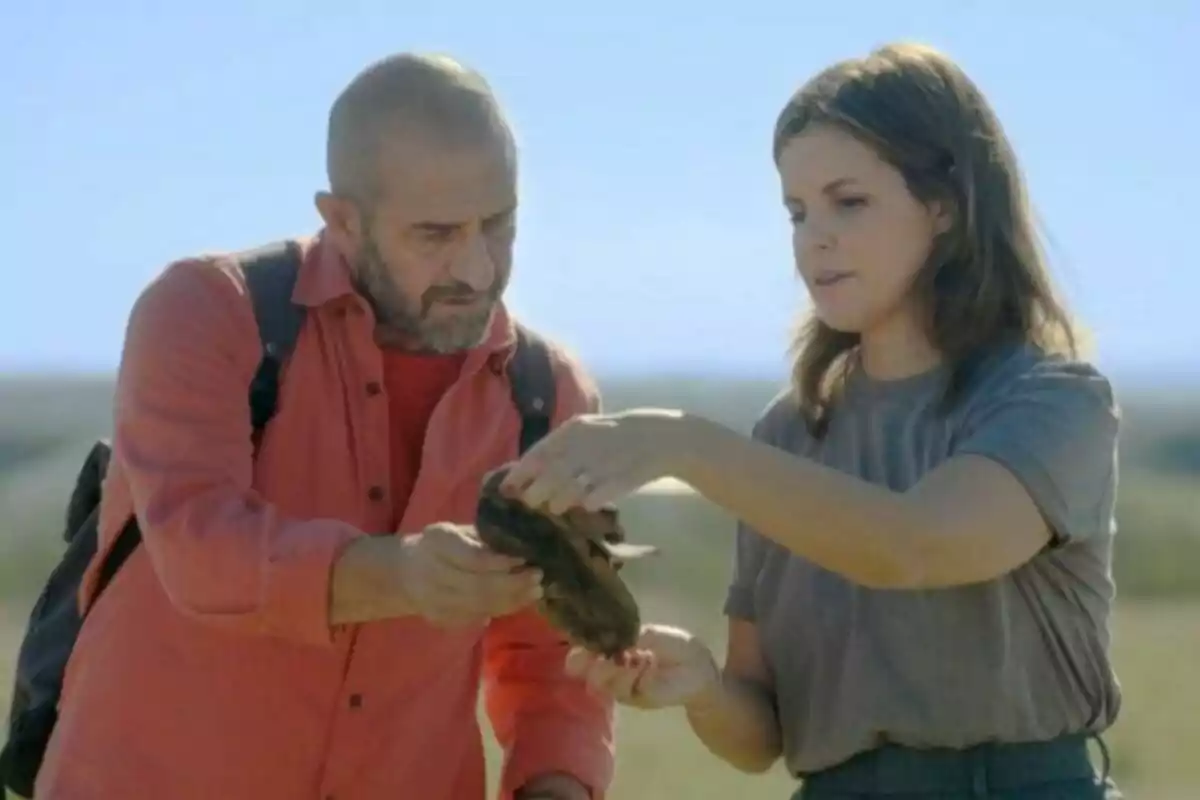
[0,375,1197,799]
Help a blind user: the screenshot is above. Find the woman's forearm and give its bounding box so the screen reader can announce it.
[675,415,924,589]
[683,672,783,774]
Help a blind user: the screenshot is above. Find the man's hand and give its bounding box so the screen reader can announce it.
[397,522,545,627]
[515,771,592,800]
[329,523,543,627]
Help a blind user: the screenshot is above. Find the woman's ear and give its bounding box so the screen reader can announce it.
[927,197,955,237]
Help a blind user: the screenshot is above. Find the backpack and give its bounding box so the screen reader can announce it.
[0,240,557,799]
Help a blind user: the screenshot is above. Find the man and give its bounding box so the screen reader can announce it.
[35,53,614,799]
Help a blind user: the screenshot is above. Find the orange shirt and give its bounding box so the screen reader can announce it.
[35,234,615,800]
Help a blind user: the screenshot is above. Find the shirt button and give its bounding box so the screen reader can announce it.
[349,693,363,708]
[365,381,382,397]
[367,485,385,502]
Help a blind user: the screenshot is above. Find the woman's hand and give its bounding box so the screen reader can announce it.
[500,408,701,514]
[564,624,721,711]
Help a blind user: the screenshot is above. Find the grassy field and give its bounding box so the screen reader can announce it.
[3,599,1195,799]
[560,601,1200,800]
[565,486,1200,799]
[0,376,1196,798]
[3,485,1196,799]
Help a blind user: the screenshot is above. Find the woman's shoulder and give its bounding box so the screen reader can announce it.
[751,385,808,444]
[962,342,1119,417]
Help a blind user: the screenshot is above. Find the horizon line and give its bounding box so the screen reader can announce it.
[0,364,1196,392]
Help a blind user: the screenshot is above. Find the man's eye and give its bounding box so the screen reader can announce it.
[422,228,458,242]
[837,196,868,209]
[789,211,805,224]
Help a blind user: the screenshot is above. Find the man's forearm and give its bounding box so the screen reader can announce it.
[328,536,414,625]
[684,671,783,774]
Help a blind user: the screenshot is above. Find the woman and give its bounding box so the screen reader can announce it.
[501,42,1123,800]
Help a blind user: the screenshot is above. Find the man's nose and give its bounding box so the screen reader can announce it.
[448,229,495,292]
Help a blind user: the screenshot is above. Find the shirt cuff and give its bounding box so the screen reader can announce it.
[260,519,364,646]
[500,718,615,800]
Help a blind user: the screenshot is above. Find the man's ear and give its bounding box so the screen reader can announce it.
[314,190,364,258]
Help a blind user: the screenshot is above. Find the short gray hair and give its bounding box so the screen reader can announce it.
[325,52,513,201]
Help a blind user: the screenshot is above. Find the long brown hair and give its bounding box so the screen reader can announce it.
[775,43,1079,436]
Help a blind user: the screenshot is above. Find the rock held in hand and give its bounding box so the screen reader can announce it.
[475,464,656,657]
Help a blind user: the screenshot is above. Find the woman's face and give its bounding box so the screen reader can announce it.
[777,124,947,336]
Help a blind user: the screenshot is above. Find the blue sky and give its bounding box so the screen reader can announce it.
[1,1,1196,386]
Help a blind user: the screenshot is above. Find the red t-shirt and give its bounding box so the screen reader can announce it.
[381,348,469,523]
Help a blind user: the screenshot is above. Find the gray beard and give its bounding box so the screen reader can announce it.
[353,236,497,354]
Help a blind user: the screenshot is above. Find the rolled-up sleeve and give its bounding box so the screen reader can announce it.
[107,257,364,646]
[482,351,615,799]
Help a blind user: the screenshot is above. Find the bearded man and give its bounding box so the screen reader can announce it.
[33,52,613,800]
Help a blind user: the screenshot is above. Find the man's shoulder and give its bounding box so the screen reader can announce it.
[131,237,315,332]
[121,248,272,373]
[135,249,257,319]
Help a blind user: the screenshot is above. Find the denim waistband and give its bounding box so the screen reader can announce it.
[797,734,1107,796]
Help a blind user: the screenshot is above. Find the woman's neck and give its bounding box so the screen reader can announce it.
[858,308,941,381]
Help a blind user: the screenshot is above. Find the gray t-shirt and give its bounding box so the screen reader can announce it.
[723,344,1121,777]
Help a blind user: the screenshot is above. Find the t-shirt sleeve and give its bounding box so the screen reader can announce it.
[953,355,1120,546]
[723,521,770,621]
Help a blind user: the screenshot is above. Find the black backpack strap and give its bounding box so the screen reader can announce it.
[506,323,557,455]
[239,240,306,437]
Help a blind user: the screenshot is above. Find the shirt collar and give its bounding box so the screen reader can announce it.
[290,230,521,361]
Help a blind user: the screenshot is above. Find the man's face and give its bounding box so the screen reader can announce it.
[340,128,517,353]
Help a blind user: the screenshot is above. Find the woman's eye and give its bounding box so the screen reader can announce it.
[789,211,806,224]
[837,196,868,210]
